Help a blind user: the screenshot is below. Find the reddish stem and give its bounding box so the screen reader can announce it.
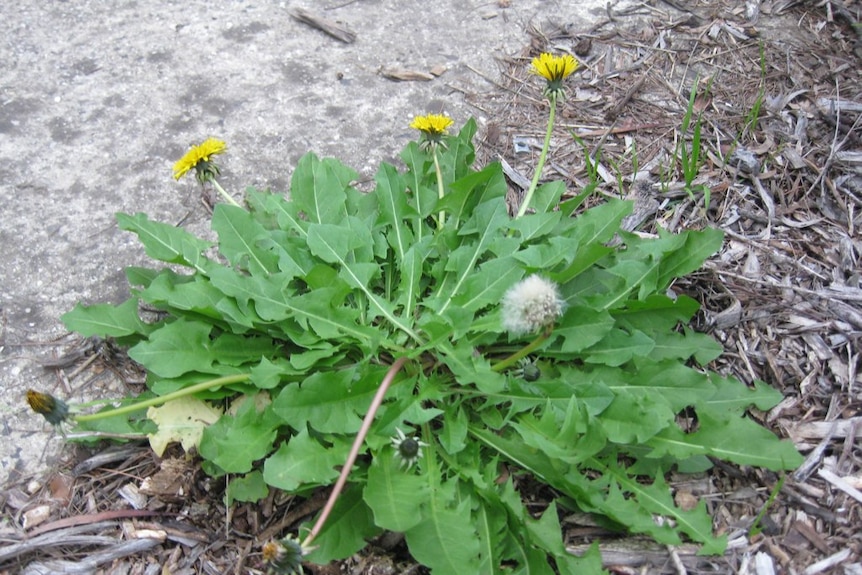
[302,356,409,547]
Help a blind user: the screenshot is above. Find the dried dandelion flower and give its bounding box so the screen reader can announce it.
[26,389,70,426]
[513,357,542,382]
[390,427,429,470]
[262,536,310,575]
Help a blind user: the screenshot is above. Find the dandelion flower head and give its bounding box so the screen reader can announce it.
[530,53,578,100]
[530,53,578,82]
[409,113,454,136]
[173,137,227,181]
[501,274,565,336]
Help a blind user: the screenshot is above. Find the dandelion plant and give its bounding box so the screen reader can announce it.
[29,57,802,575]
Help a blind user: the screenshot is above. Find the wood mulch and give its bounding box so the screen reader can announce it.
[2,1,860,573]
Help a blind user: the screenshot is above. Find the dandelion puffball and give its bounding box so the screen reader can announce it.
[501,274,564,336]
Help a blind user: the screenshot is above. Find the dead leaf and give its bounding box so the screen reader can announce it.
[140,458,193,501]
[147,397,222,457]
[48,473,73,505]
[674,490,699,511]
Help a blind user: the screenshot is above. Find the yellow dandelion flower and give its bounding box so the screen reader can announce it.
[410,113,454,136]
[530,53,578,100]
[530,53,578,82]
[172,137,227,181]
[410,113,454,153]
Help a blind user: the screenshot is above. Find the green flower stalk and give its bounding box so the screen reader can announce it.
[516,53,578,218]
[173,137,241,207]
[410,113,453,228]
[491,329,553,373]
[26,373,250,428]
[493,274,565,371]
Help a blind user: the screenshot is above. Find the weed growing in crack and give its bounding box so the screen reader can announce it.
[28,55,802,574]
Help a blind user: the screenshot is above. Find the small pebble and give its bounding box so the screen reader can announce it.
[26,480,42,495]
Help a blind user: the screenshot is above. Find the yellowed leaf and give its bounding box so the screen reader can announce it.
[227,391,272,416]
[147,397,223,457]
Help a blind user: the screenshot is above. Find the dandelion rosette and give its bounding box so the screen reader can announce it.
[501,274,565,336]
[26,389,70,426]
[410,113,453,151]
[391,427,428,470]
[530,52,578,100]
[173,137,227,184]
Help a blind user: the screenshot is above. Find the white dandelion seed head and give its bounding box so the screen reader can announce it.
[501,274,564,336]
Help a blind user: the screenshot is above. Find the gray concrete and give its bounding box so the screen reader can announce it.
[0,1,611,486]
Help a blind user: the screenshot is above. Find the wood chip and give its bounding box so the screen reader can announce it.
[567,539,705,569]
[816,97,862,114]
[834,151,862,173]
[800,333,833,360]
[802,548,852,575]
[782,147,810,170]
[290,8,356,44]
[22,505,51,530]
[754,551,776,575]
[130,527,167,541]
[379,67,436,81]
[791,417,862,441]
[139,458,194,501]
[817,468,862,504]
[792,518,831,554]
[118,483,148,510]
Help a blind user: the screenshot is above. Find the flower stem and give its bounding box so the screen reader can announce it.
[516,93,558,218]
[210,178,242,207]
[74,373,250,423]
[432,147,446,228]
[491,328,552,372]
[302,356,409,549]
